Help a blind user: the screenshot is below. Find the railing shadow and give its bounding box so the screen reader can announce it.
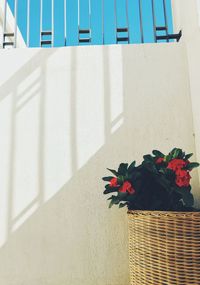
[0,45,130,285]
[0,43,199,285]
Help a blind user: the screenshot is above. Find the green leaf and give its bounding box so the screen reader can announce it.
[183,192,194,207]
[117,175,124,184]
[165,154,172,162]
[185,153,193,160]
[118,163,128,175]
[143,155,154,162]
[104,187,118,194]
[173,148,182,159]
[119,202,128,208]
[104,184,119,194]
[165,148,182,161]
[175,188,194,207]
[152,150,164,157]
[143,162,158,174]
[128,161,136,173]
[109,199,114,208]
[118,191,128,199]
[126,193,137,203]
[186,162,200,171]
[107,168,118,176]
[130,171,141,181]
[107,196,113,200]
[155,175,171,192]
[109,196,120,208]
[102,176,114,182]
[169,148,177,154]
[105,184,111,190]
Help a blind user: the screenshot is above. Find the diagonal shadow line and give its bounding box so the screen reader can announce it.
[0,49,57,238]
[11,197,39,226]
[16,89,40,113]
[0,45,130,285]
[0,123,129,285]
[0,49,56,103]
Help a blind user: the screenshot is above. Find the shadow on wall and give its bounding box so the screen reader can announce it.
[0,43,199,285]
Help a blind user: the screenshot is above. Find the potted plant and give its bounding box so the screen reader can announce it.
[103,148,200,285]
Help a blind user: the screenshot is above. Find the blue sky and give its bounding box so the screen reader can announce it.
[8,0,173,47]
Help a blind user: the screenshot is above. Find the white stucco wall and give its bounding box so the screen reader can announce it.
[171,0,200,184]
[0,43,199,285]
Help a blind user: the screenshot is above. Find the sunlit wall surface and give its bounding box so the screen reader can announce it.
[0,43,199,285]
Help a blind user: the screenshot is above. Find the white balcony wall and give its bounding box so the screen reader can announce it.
[0,43,199,285]
[172,0,200,182]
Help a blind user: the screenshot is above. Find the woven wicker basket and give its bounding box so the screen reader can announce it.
[128,211,200,285]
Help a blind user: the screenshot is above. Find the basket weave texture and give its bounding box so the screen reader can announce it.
[128,211,200,285]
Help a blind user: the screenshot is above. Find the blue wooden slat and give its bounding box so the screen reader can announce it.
[7,0,175,47]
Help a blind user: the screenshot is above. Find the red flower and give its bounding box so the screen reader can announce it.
[110,177,118,187]
[175,169,191,187]
[166,159,191,187]
[167,159,187,172]
[119,181,135,195]
[156,157,164,164]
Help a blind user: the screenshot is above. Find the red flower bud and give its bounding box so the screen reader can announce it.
[119,181,135,195]
[175,169,191,187]
[167,159,187,172]
[156,157,164,164]
[110,177,118,187]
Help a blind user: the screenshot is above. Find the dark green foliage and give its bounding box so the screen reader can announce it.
[185,153,193,160]
[186,163,200,171]
[107,168,118,176]
[128,161,136,173]
[102,148,200,212]
[152,150,165,157]
[102,176,114,182]
[118,163,128,175]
